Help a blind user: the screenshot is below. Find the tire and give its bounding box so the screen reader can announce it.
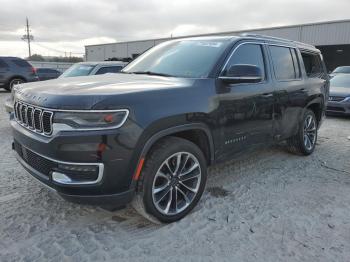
[5,78,25,91]
[287,109,318,155]
[132,136,207,223]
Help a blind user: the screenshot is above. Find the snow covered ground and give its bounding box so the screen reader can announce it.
[0,91,349,262]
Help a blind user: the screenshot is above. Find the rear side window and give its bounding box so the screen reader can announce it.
[11,59,31,67]
[0,59,8,68]
[95,66,123,75]
[222,43,265,80]
[301,52,323,78]
[270,46,297,80]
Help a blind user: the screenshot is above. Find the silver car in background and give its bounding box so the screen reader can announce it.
[59,61,127,78]
[5,61,127,113]
[327,74,350,115]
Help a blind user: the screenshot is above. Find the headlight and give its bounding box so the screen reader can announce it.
[53,110,129,129]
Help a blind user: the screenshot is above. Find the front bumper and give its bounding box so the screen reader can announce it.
[326,99,350,115]
[11,118,142,207]
[14,148,134,206]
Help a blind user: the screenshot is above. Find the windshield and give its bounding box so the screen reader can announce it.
[122,39,230,78]
[330,74,350,88]
[60,64,96,78]
[333,66,350,74]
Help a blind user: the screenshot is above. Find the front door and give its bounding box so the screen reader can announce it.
[215,42,275,161]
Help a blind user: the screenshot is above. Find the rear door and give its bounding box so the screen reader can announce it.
[215,42,275,160]
[268,45,306,139]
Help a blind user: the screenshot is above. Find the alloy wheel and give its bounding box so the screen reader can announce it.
[10,79,23,90]
[303,114,317,151]
[152,152,201,215]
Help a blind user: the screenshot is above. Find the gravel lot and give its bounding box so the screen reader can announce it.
[0,91,349,262]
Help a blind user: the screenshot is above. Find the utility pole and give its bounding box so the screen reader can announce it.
[21,17,34,57]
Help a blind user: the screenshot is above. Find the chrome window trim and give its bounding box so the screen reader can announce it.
[220,41,267,76]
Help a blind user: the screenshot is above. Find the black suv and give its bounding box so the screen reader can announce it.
[11,35,329,223]
[0,57,39,91]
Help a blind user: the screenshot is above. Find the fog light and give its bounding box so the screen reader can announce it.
[58,164,98,173]
[51,163,102,185]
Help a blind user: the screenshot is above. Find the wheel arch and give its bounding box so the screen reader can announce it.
[139,123,215,165]
[7,75,27,84]
[131,123,215,189]
[305,95,325,126]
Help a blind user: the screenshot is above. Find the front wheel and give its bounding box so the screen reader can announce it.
[287,109,318,155]
[132,137,207,223]
[6,78,25,91]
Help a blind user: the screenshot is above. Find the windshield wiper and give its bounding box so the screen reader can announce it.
[130,71,174,77]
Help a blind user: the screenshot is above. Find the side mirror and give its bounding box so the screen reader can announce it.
[219,64,263,84]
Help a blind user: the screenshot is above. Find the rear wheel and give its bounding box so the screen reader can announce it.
[287,109,318,155]
[6,78,25,91]
[132,137,207,223]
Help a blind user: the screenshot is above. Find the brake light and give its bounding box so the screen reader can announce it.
[31,67,37,74]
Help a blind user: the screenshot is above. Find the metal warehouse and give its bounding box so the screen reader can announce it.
[85,19,350,71]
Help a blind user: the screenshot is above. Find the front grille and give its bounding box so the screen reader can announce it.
[14,101,53,135]
[14,140,57,177]
[328,96,345,102]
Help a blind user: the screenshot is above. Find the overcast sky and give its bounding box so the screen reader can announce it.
[0,0,349,58]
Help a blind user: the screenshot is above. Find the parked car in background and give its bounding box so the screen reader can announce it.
[0,57,38,91]
[329,66,350,78]
[11,35,329,223]
[5,62,127,113]
[327,74,350,115]
[36,68,61,81]
[59,61,127,78]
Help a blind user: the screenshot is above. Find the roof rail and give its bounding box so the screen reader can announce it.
[240,33,315,48]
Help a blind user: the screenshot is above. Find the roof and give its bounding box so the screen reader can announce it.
[85,19,350,48]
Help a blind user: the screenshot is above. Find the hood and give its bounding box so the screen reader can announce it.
[329,85,350,97]
[15,73,195,110]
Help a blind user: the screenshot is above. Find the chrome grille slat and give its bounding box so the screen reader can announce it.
[14,101,54,136]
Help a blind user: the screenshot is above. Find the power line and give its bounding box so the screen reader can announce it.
[21,17,33,57]
[32,42,84,55]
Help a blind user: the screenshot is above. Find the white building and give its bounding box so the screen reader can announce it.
[85,19,350,71]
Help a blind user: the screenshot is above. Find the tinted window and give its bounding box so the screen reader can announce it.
[270,46,296,80]
[222,44,265,79]
[123,39,230,78]
[46,69,59,73]
[301,52,323,78]
[0,59,8,68]
[11,59,31,67]
[330,74,350,88]
[37,68,48,73]
[95,66,123,75]
[60,64,95,78]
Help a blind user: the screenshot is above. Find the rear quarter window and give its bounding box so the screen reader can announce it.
[301,52,324,78]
